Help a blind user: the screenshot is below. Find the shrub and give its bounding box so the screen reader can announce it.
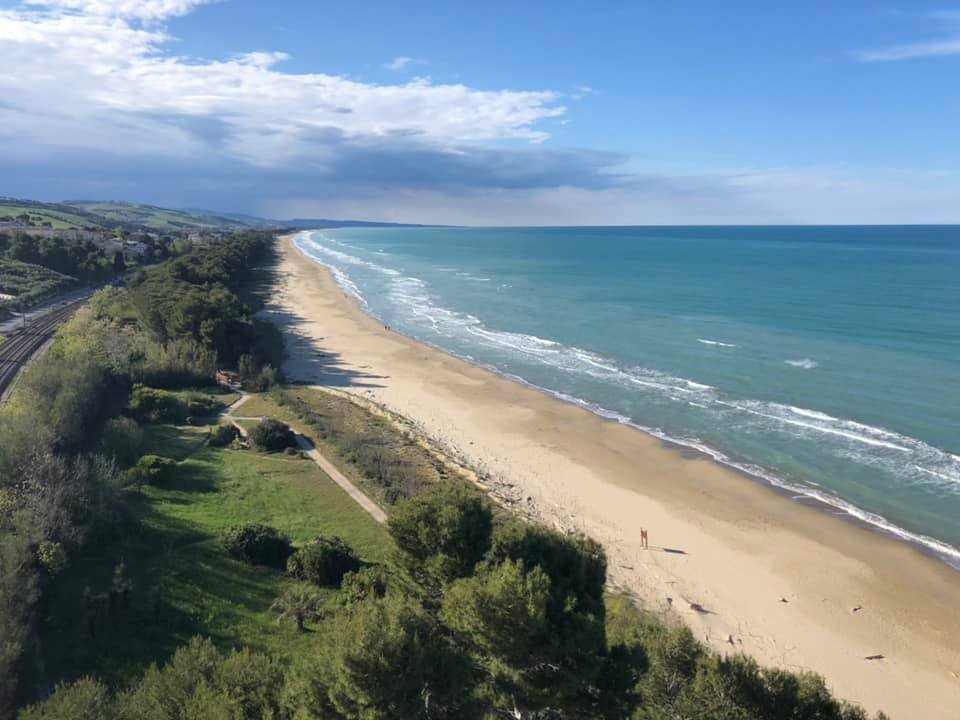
[128,454,175,486]
[100,416,143,466]
[287,536,361,587]
[111,637,287,719]
[270,583,324,631]
[222,523,292,568]
[128,386,221,424]
[20,676,112,720]
[127,385,188,423]
[208,423,238,448]
[340,566,391,606]
[249,418,296,452]
[184,392,221,418]
[36,541,68,576]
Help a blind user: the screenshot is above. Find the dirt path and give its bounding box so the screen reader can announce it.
[293,436,387,524]
[222,391,386,524]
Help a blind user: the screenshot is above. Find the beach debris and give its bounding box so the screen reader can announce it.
[851,605,863,613]
[620,565,634,571]
[863,654,885,661]
[666,596,673,607]
[727,634,735,645]
[778,597,789,603]
[689,601,709,614]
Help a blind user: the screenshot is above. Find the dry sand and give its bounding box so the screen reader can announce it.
[271,234,960,719]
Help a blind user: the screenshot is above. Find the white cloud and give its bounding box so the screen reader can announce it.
[24,0,213,20]
[856,9,960,61]
[857,38,960,62]
[0,1,564,168]
[384,56,426,72]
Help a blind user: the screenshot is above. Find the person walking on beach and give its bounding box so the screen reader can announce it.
[641,528,648,549]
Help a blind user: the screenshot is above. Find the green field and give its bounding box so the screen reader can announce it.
[240,387,458,508]
[36,421,390,690]
[0,258,77,309]
[0,202,103,230]
[0,198,259,233]
[65,201,251,233]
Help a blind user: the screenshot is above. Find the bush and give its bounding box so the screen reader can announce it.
[287,536,361,587]
[239,354,280,392]
[128,454,175,486]
[100,417,143,466]
[184,392,221,417]
[127,386,221,424]
[270,583,324,631]
[222,523,292,568]
[127,385,188,423]
[341,566,391,606]
[249,418,296,452]
[208,423,238,448]
[20,676,112,720]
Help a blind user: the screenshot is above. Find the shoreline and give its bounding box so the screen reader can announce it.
[295,230,960,572]
[272,232,960,719]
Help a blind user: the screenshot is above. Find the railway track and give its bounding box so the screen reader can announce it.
[0,299,86,400]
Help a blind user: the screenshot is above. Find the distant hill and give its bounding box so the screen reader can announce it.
[0,198,119,230]
[0,197,435,233]
[0,198,258,233]
[179,209,434,229]
[64,201,250,232]
[279,217,435,229]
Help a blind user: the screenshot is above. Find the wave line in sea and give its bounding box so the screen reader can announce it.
[292,230,960,570]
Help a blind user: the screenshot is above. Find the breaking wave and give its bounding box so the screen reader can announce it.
[294,231,960,569]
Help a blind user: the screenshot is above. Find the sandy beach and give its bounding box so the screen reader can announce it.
[271,233,960,719]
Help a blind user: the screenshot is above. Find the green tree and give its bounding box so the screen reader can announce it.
[317,593,474,719]
[286,536,361,587]
[270,583,324,632]
[113,637,288,720]
[222,523,293,568]
[20,677,113,720]
[249,418,296,452]
[489,521,607,619]
[387,484,492,588]
[101,416,144,466]
[632,625,703,719]
[441,559,555,712]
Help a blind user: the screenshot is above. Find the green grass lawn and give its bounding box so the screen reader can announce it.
[36,424,390,690]
[240,388,454,508]
[0,203,91,229]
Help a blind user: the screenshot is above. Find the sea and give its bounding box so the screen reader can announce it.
[294,226,960,568]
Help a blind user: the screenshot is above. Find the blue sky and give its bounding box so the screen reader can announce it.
[1,0,958,223]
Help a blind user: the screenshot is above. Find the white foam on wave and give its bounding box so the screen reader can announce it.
[915,466,955,482]
[301,232,401,277]
[456,272,493,282]
[292,230,960,569]
[698,338,738,348]
[536,383,960,570]
[786,358,818,369]
[718,400,912,452]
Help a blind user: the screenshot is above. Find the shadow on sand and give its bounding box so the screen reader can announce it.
[259,278,387,389]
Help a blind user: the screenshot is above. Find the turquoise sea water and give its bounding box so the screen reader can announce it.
[295,226,960,567]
